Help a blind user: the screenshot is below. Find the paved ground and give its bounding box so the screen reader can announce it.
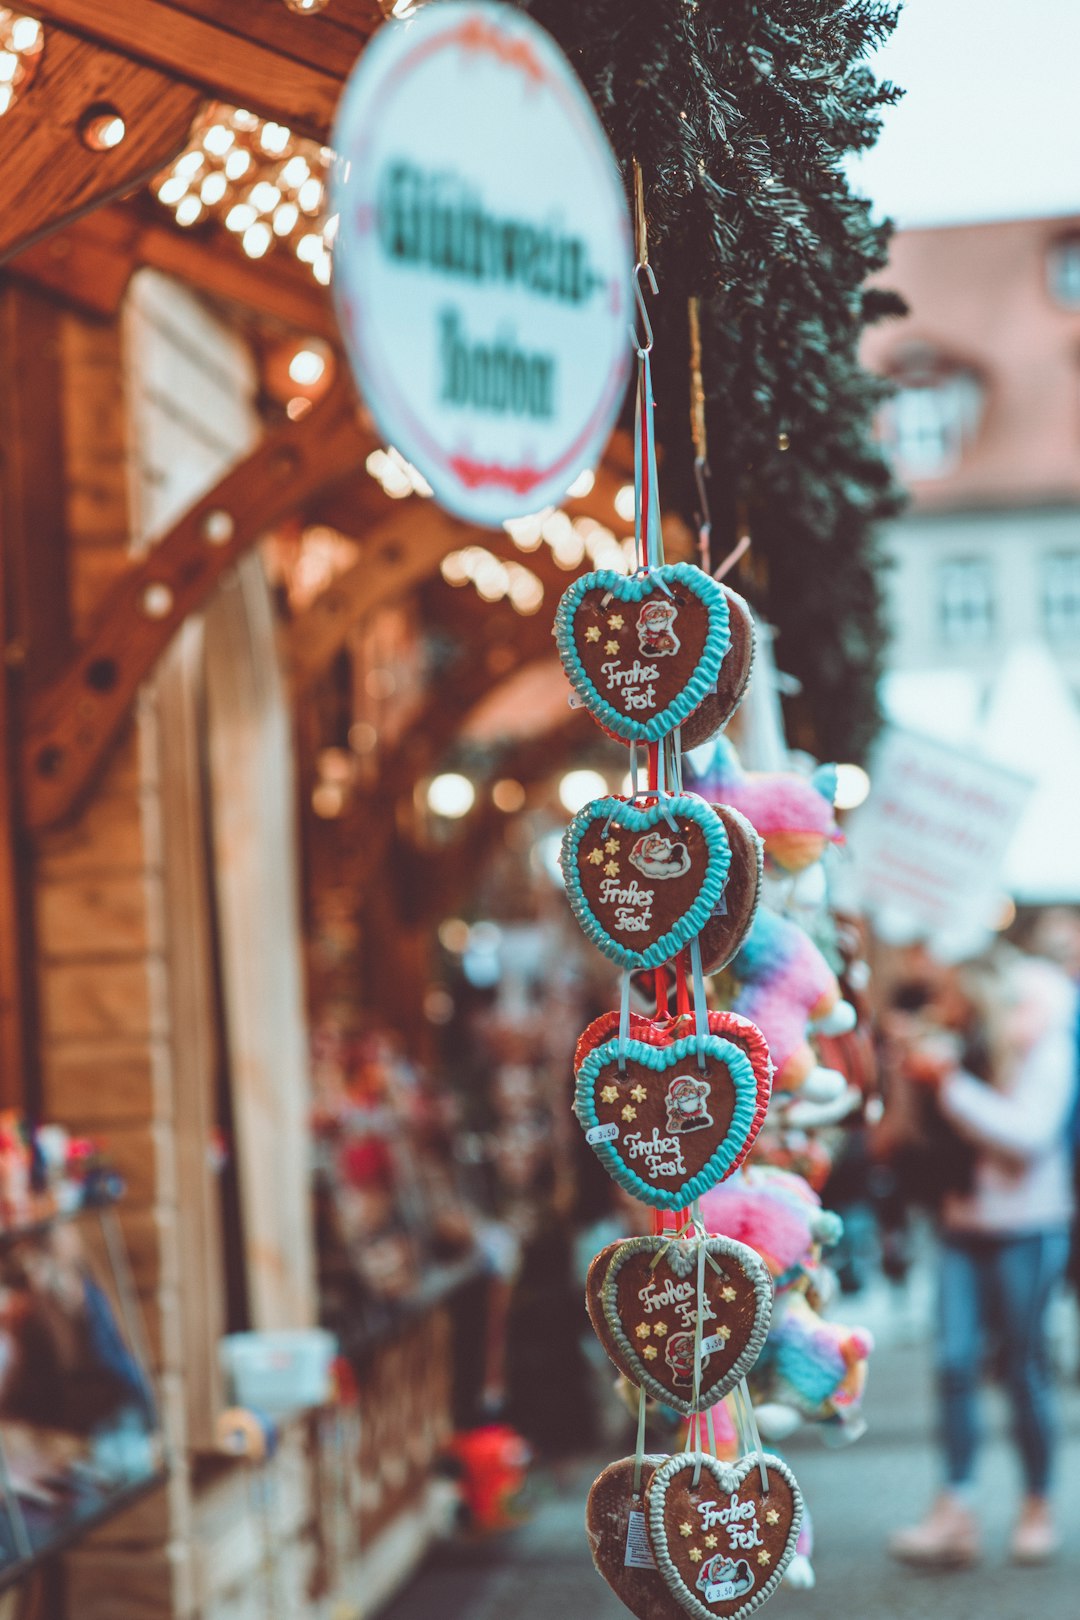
[382,1282,1080,1620]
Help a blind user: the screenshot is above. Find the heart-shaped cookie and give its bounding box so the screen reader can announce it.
[555,563,731,743]
[562,795,731,971]
[699,806,763,976]
[647,1452,803,1620]
[586,1236,773,1415]
[575,1009,772,1142]
[680,587,756,752]
[586,1455,685,1620]
[574,1031,768,1209]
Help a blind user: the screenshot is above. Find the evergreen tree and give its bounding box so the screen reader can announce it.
[521,0,906,758]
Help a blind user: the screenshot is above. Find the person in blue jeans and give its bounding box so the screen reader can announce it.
[888,951,1077,1569]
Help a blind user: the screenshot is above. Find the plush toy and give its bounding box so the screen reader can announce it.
[722,907,855,1103]
[699,1166,843,1292]
[686,737,841,875]
[752,1290,873,1447]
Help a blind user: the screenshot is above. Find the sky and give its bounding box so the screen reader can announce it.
[846,0,1080,228]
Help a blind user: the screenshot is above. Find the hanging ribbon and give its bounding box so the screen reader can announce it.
[617,970,632,1074]
[690,1232,707,1486]
[732,1378,770,1495]
[631,1383,649,1496]
[689,935,710,1071]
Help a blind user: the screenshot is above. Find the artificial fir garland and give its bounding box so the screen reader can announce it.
[518,0,906,758]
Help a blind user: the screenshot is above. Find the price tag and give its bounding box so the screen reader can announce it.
[586,1122,620,1145]
[624,1508,655,1569]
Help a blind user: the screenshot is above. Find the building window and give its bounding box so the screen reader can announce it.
[1041,551,1080,638]
[881,356,983,481]
[938,557,994,646]
[1047,237,1080,308]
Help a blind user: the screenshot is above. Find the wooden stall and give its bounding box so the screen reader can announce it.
[0,6,660,1614]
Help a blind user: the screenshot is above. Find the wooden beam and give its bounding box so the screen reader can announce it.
[8,205,337,340]
[24,0,378,139]
[0,27,201,263]
[0,284,73,689]
[20,376,370,831]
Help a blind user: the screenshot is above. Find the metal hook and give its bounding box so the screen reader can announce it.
[630,261,658,356]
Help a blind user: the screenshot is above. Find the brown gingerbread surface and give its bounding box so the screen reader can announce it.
[571,579,712,730]
[582,1049,738,1195]
[585,1237,772,1414]
[648,1456,800,1620]
[680,587,756,750]
[573,811,714,957]
[700,806,762,975]
[586,1455,686,1620]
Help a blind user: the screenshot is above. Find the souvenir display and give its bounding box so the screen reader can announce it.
[563,196,870,1618]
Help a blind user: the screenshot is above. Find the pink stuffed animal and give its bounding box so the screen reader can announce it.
[725,907,855,1102]
[687,737,841,875]
[699,1165,842,1290]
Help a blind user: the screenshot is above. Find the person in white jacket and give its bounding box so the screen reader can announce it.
[889,950,1077,1570]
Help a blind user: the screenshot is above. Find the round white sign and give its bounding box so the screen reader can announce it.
[331,2,633,526]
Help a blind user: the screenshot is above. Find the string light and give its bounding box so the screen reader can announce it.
[0,12,43,119]
[152,102,335,284]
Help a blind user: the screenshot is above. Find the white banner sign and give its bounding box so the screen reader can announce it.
[847,726,1032,940]
[331,2,633,526]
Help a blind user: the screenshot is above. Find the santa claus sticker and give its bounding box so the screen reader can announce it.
[629,831,691,881]
[331,3,633,526]
[637,598,681,657]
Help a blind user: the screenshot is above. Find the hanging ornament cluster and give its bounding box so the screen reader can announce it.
[557,169,873,1614]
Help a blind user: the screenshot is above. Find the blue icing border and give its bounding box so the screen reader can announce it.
[574,1033,760,1210]
[560,794,731,970]
[554,563,731,743]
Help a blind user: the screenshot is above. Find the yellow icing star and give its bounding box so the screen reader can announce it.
[604,838,620,854]
[631,1085,647,1102]
[653,1321,668,1337]
[601,1085,619,1103]
[757,1550,771,1566]
[717,1325,732,1342]
[587,849,605,865]
[765,1509,780,1525]
[704,1535,718,1550]
[688,1547,703,1563]
[604,640,619,655]
[585,625,602,642]
[604,860,619,876]
[721,1286,737,1302]
[635,1323,651,1339]
[643,1345,658,1360]
[608,614,625,630]
[679,1523,693,1538]
[621,1104,638,1122]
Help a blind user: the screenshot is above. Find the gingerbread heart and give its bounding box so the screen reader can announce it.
[699,806,763,976]
[647,1452,803,1620]
[680,587,756,751]
[575,1010,772,1142]
[587,1455,686,1620]
[586,1236,773,1415]
[574,1031,768,1209]
[562,795,731,972]
[555,564,731,743]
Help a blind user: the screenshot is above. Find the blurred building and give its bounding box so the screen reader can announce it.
[863,215,1080,707]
